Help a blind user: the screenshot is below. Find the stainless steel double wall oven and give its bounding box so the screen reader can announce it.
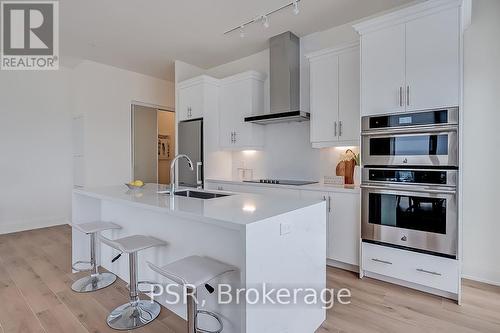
[361,107,459,258]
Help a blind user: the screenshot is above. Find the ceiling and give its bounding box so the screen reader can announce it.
[60,0,418,81]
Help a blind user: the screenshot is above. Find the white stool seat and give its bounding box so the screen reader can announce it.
[73,221,121,234]
[148,255,235,287]
[98,234,167,253]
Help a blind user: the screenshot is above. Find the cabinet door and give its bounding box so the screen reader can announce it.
[219,79,264,150]
[310,55,339,143]
[361,24,406,116]
[338,48,360,143]
[178,84,204,121]
[218,85,240,148]
[329,192,360,266]
[405,7,460,111]
[300,191,329,255]
[178,86,191,121]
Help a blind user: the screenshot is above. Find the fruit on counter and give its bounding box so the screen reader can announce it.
[128,180,144,187]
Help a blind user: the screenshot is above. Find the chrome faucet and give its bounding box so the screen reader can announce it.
[170,154,194,194]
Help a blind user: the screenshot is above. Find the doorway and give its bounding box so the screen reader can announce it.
[131,104,175,184]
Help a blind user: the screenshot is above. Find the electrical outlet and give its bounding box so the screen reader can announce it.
[280,222,292,235]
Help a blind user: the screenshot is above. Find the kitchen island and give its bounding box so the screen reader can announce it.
[72,184,327,333]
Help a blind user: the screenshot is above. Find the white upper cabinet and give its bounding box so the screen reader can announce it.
[178,76,219,122]
[307,42,360,148]
[361,25,406,116]
[219,71,265,150]
[354,0,462,116]
[309,54,339,143]
[405,7,460,111]
[338,48,361,143]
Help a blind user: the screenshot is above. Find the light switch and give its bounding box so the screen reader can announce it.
[280,222,292,235]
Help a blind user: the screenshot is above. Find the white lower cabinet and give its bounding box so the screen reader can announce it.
[362,242,459,295]
[301,190,360,267]
[329,192,360,266]
[207,182,361,268]
[300,190,330,253]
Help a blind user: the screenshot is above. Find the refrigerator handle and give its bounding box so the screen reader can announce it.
[196,162,203,188]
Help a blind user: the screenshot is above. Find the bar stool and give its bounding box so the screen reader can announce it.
[98,234,167,330]
[147,255,236,333]
[71,221,121,293]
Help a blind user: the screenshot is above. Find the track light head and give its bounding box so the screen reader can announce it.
[293,0,300,15]
[239,26,246,38]
[262,15,270,28]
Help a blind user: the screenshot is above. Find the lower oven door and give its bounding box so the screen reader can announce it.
[361,184,458,257]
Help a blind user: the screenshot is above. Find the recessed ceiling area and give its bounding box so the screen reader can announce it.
[60,0,419,81]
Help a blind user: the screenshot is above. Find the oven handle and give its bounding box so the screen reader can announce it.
[361,125,458,136]
[360,184,457,195]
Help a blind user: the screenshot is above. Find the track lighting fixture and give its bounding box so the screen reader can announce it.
[224,0,301,36]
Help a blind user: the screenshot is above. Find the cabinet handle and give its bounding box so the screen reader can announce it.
[371,258,392,265]
[407,86,410,106]
[196,162,203,186]
[399,87,403,107]
[328,196,331,213]
[416,268,442,276]
[334,121,337,137]
[339,121,343,137]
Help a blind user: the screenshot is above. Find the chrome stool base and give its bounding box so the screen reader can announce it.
[106,300,161,330]
[71,272,117,293]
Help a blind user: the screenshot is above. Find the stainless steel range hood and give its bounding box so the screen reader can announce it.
[245,31,309,125]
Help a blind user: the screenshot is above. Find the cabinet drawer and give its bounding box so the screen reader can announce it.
[362,242,459,294]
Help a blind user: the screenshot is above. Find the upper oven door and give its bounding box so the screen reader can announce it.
[361,183,458,257]
[362,126,458,167]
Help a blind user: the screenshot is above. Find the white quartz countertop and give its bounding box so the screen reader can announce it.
[205,179,360,194]
[73,184,324,230]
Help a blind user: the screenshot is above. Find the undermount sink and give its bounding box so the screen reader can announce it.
[174,190,230,200]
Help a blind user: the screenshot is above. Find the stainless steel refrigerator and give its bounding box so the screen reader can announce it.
[178,119,203,188]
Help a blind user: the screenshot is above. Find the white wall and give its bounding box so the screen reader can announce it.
[73,60,174,187]
[204,23,360,181]
[0,61,173,234]
[0,69,73,234]
[462,0,500,285]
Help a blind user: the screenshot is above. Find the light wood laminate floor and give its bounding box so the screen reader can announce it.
[0,225,498,333]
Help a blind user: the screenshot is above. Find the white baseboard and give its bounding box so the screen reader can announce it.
[461,274,500,287]
[0,217,69,235]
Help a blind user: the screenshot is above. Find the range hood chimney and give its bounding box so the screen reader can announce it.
[244,31,309,125]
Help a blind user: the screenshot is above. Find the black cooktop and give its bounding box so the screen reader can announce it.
[244,179,318,186]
